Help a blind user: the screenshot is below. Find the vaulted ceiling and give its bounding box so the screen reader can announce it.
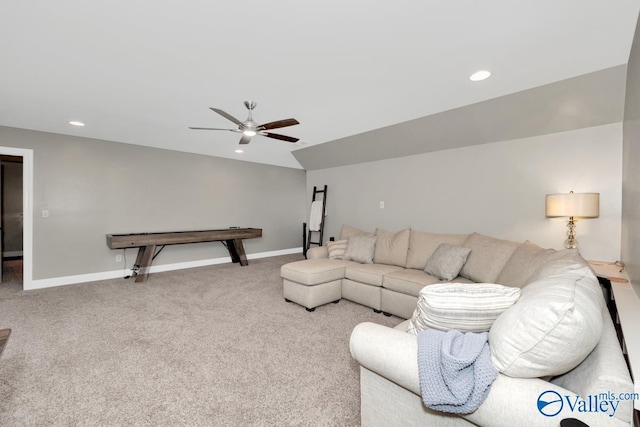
[1,1,638,169]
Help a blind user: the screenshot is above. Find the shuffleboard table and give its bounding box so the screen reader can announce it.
[106,228,262,283]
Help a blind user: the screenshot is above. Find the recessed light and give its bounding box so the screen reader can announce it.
[68,121,85,127]
[235,149,244,153]
[469,70,491,82]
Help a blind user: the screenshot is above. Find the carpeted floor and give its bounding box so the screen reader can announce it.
[2,259,22,285]
[0,254,402,426]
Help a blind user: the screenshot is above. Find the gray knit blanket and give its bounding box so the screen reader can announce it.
[417,329,497,414]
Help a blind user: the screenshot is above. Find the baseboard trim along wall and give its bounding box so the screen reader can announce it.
[27,247,302,291]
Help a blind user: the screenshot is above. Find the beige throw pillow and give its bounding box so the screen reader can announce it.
[407,283,521,334]
[495,241,555,288]
[459,233,519,283]
[373,228,410,267]
[326,239,348,259]
[405,231,469,270]
[343,235,377,264]
[424,243,471,281]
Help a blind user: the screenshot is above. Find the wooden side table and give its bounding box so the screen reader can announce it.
[589,261,640,423]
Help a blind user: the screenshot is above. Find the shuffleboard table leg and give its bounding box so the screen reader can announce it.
[226,239,240,264]
[233,239,249,266]
[225,239,249,266]
[134,245,156,283]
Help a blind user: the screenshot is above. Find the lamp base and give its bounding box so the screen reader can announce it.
[564,217,578,249]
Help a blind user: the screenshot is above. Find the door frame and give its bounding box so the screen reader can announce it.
[0,146,33,289]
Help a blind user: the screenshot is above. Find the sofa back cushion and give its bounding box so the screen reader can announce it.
[459,233,519,283]
[373,228,411,267]
[489,250,604,378]
[495,241,556,288]
[405,231,468,270]
[339,224,374,241]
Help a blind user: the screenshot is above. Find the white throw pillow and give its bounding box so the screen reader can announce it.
[489,252,603,378]
[407,283,521,334]
[326,239,348,259]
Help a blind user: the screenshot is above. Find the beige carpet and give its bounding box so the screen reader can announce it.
[0,254,402,426]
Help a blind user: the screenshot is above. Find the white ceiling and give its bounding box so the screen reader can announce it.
[1,1,638,169]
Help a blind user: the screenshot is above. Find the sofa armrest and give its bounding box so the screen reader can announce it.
[350,322,629,427]
[306,246,329,259]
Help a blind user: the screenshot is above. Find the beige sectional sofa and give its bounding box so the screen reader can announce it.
[280,225,636,426]
[281,225,522,317]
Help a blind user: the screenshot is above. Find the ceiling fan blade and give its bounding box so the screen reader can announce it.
[189,127,237,131]
[239,134,252,144]
[261,132,299,143]
[258,118,299,131]
[210,108,243,126]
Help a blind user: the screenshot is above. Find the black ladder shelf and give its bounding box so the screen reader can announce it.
[303,185,327,258]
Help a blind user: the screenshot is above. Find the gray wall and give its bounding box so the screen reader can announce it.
[307,123,622,262]
[0,126,306,280]
[2,161,23,255]
[622,13,640,294]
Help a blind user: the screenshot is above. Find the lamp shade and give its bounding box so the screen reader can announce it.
[545,192,600,218]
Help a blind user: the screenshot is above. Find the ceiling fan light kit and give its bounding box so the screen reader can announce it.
[189,101,300,145]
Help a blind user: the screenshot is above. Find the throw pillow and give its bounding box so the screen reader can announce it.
[424,243,472,281]
[495,241,555,288]
[343,235,377,264]
[459,233,519,283]
[407,283,521,334]
[373,228,411,267]
[489,251,603,378]
[326,239,348,259]
[406,231,469,270]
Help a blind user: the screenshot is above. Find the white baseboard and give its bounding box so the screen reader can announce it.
[27,247,302,291]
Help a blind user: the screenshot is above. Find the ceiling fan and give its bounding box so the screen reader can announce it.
[189,101,300,145]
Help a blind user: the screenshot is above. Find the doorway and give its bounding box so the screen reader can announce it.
[0,147,33,290]
[1,155,24,286]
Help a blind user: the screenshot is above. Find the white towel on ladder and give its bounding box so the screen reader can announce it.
[309,200,324,232]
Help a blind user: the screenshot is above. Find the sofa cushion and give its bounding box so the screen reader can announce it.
[405,231,468,270]
[489,250,604,378]
[382,269,442,297]
[339,224,374,240]
[373,228,411,267]
[345,263,403,287]
[281,259,355,285]
[343,235,377,264]
[424,243,472,281]
[495,240,555,288]
[407,283,521,334]
[459,233,519,283]
[327,239,348,259]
